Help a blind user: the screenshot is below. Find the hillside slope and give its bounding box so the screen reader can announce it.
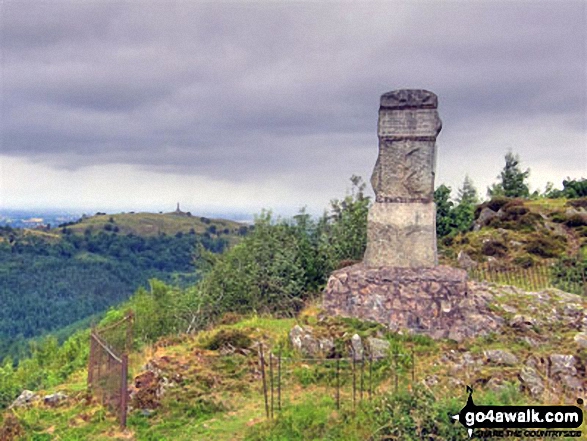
[3,282,585,440]
[440,197,587,268]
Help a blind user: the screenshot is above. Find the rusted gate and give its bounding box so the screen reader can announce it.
[88,311,133,428]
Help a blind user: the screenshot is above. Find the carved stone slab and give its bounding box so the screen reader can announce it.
[371,90,441,202]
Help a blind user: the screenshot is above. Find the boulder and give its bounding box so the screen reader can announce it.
[549,354,577,377]
[350,334,364,360]
[474,207,498,230]
[366,337,390,359]
[484,349,518,366]
[9,390,37,409]
[43,392,68,407]
[289,325,333,358]
[574,332,587,349]
[509,315,537,331]
[519,366,544,399]
[457,251,477,270]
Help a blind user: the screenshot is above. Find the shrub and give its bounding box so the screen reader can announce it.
[565,214,587,227]
[486,197,511,212]
[567,197,587,209]
[513,254,537,268]
[481,240,508,257]
[204,329,252,351]
[524,235,565,258]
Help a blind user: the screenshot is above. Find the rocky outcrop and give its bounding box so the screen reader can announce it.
[289,325,334,358]
[9,390,38,409]
[43,392,68,407]
[484,350,518,366]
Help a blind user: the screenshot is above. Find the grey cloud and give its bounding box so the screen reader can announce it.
[1,1,585,189]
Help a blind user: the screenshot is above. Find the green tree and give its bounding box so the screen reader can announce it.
[434,184,454,238]
[452,176,479,234]
[488,152,530,198]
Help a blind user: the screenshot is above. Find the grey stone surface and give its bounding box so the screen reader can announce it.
[365,89,441,268]
[350,334,364,360]
[9,390,37,409]
[484,349,519,366]
[366,337,390,359]
[549,354,577,377]
[363,202,437,268]
[372,90,441,203]
[43,392,68,407]
[574,332,587,349]
[323,265,500,341]
[289,325,334,358]
[457,251,477,270]
[519,366,544,399]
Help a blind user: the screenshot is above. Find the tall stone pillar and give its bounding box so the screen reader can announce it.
[322,89,473,341]
[363,89,441,268]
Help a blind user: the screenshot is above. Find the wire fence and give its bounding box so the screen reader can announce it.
[87,311,133,428]
[468,260,586,295]
[257,342,415,419]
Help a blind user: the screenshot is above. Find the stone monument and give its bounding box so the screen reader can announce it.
[323,89,473,340]
[364,89,440,268]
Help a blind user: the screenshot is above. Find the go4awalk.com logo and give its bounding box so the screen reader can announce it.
[451,386,584,438]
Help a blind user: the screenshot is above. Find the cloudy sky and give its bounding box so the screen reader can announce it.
[1,1,585,218]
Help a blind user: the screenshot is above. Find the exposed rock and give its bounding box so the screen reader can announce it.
[509,314,536,331]
[43,392,68,407]
[574,332,587,349]
[521,336,540,348]
[501,304,518,314]
[457,251,477,270]
[484,349,518,366]
[289,325,334,357]
[424,375,439,386]
[519,366,544,399]
[367,337,390,359]
[350,334,364,360]
[486,377,509,393]
[475,208,498,229]
[549,354,577,377]
[560,375,585,394]
[319,338,335,358]
[9,390,38,409]
[289,325,319,357]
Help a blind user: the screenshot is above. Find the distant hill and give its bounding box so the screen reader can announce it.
[0,211,248,361]
[60,211,246,245]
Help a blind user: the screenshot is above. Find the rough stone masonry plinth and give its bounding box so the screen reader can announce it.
[323,264,471,339]
[323,89,470,339]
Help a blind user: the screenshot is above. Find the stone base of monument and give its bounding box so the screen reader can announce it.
[322,264,498,341]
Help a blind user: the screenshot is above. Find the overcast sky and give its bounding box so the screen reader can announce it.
[1,1,585,218]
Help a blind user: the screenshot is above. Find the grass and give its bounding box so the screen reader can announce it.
[63,212,243,244]
[4,291,586,440]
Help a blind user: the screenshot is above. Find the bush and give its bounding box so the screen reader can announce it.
[565,214,587,227]
[481,240,508,257]
[513,254,537,268]
[486,197,511,212]
[524,235,565,258]
[204,329,252,351]
[567,197,587,208]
